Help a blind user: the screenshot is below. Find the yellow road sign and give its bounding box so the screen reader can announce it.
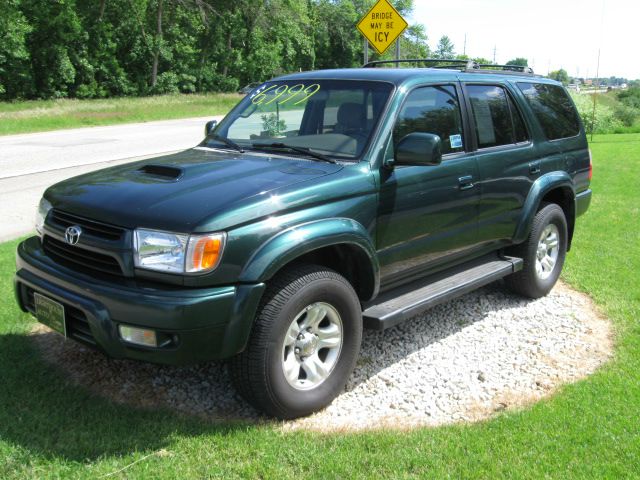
[357,0,408,55]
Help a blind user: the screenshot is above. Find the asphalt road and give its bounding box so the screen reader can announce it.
[0,115,222,242]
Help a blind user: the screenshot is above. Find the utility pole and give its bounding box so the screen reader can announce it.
[463,34,467,56]
[591,0,605,141]
[492,45,496,64]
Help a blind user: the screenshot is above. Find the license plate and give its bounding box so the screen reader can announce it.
[34,292,66,337]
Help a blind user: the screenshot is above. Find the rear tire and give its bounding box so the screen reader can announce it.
[229,264,362,419]
[504,203,567,298]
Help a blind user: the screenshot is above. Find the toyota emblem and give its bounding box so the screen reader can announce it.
[65,225,82,245]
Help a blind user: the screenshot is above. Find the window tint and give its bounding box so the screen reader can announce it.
[393,85,464,155]
[507,93,529,143]
[468,85,514,148]
[467,85,529,148]
[517,82,581,140]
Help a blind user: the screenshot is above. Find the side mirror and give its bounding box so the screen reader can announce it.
[204,119,218,136]
[394,132,442,167]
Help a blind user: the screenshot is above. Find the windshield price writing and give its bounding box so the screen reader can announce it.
[251,84,321,106]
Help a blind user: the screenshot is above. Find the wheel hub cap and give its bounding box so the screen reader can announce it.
[281,302,343,391]
[295,331,319,357]
[535,224,560,280]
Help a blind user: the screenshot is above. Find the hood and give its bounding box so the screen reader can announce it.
[45,148,343,232]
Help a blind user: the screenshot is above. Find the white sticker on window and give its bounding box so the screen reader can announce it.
[449,134,463,148]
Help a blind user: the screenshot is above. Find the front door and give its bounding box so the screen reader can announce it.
[376,84,480,289]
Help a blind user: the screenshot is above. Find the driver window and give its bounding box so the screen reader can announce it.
[393,85,464,155]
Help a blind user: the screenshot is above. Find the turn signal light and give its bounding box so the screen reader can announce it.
[191,237,222,270]
[186,233,226,273]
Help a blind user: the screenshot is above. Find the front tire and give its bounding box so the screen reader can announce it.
[504,203,568,298]
[229,264,362,419]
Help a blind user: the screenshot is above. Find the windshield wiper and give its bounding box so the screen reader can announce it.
[208,134,245,153]
[251,142,336,164]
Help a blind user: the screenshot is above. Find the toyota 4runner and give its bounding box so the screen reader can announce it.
[14,60,592,419]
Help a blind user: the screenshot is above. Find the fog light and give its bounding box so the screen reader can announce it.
[119,325,158,347]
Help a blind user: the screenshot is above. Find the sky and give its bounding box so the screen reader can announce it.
[407,0,639,80]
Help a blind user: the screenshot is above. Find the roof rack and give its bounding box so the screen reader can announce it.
[472,64,536,75]
[363,58,477,70]
[362,58,537,76]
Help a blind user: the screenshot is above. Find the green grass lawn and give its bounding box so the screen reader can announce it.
[0,134,638,478]
[0,94,240,136]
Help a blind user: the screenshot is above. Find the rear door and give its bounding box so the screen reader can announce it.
[462,82,538,245]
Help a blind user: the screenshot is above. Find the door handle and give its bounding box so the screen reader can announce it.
[529,162,541,175]
[458,175,475,190]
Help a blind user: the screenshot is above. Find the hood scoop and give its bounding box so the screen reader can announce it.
[137,164,184,181]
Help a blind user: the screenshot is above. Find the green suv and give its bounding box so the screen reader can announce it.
[14,60,592,419]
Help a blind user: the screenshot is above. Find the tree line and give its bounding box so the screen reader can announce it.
[0,0,429,100]
[0,0,539,101]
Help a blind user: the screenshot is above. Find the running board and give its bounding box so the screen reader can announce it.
[362,255,523,330]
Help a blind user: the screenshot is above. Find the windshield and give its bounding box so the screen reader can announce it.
[205,80,394,160]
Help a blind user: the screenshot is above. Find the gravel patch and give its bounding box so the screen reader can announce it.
[30,281,612,432]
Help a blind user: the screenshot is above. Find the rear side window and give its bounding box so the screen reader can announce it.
[393,85,464,155]
[467,85,529,148]
[517,83,581,140]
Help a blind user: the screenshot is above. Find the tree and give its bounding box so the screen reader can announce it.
[0,0,32,98]
[20,0,91,98]
[401,24,430,59]
[434,35,455,59]
[0,0,435,99]
[549,68,570,85]
[506,57,528,67]
[456,54,492,66]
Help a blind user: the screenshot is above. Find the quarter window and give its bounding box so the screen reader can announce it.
[507,93,529,143]
[393,85,464,155]
[517,82,581,140]
[467,85,529,149]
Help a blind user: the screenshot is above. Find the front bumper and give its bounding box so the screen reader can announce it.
[15,236,265,365]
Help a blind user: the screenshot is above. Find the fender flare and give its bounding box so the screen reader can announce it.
[513,172,575,244]
[239,218,379,299]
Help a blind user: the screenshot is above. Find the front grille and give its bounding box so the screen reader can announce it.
[50,209,125,241]
[23,286,97,347]
[43,236,123,276]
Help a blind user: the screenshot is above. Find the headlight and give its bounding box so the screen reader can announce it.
[35,197,52,236]
[133,229,225,274]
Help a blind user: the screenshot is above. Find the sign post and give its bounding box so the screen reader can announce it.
[357,0,408,61]
[364,38,369,65]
